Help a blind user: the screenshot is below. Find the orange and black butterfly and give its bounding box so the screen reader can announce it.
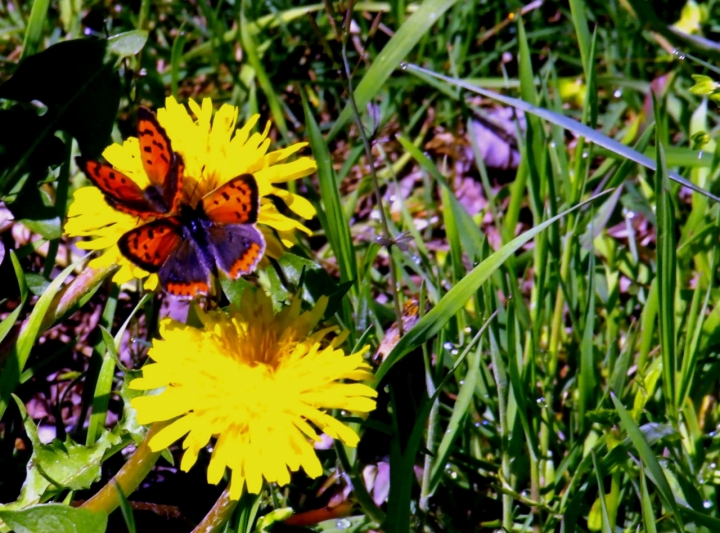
[118,175,266,298]
[76,107,183,219]
[77,107,265,299]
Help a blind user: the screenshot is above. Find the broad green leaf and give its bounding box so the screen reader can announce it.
[3,396,119,509]
[0,504,107,533]
[107,30,148,58]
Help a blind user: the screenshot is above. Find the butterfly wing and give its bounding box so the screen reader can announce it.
[137,107,174,187]
[201,174,260,225]
[206,224,265,279]
[159,239,213,298]
[118,218,183,273]
[76,157,157,219]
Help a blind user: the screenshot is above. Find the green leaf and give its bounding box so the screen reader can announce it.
[328,0,460,139]
[376,190,611,382]
[0,504,107,533]
[25,273,50,296]
[107,30,148,58]
[404,64,720,203]
[3,396,119,508]
[221,277,255,308]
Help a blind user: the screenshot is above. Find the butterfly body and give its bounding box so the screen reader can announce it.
[118,174,266,299]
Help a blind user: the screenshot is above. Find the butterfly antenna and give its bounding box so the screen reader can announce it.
[189,177,202,204]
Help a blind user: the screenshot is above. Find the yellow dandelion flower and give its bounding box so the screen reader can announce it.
[129,290,377,498]
[65,96,317,288]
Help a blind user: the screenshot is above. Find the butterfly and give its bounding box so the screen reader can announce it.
[76,107,183,219]
[118,174,266,299]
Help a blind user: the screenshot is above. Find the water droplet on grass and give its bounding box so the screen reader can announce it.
[336,518,352,529]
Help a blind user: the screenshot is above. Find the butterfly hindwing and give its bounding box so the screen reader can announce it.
[207,223,265,279]
[137,107,174,188]
[202,174,260,225]
[118,218,183,273]
[159,239,213,299]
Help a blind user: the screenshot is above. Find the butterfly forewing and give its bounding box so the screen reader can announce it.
[159,239,213,298]
[118,218,183,273]
[137,107,174,188]
[76,158,158,219]
[207,224,265,278]
[202,174,260,225]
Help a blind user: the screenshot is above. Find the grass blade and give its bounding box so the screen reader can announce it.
[610,393,684,530]
[0,257,83,420]
[20,0,50,60]
[653,97,677,420]
[240,0,289,141]
[328,0,459,139]
[404,63,720,203]
[376,189,612,382]
[301,89,358,288]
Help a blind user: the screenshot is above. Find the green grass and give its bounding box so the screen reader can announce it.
[2,0,720,532]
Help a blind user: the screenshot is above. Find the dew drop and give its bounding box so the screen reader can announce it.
[536,397,548,408]
[336,518,352,530]
[459,380,465,386]
[582,151,589,159]
[451,349,459,356]
[704,500,713,509]
[450,471,458,479]
[400,61,408,70]
[464,326,473,334]
[549,141,556,148]
[443,342,454,350]
[613,89,623,98]
[83,27,93,36]
[139,68,148,76]
[698,150,704,159]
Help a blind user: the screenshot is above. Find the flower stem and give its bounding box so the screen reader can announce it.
[191,488,238,533]
[81,421,168,514]
[338,6,404,335]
